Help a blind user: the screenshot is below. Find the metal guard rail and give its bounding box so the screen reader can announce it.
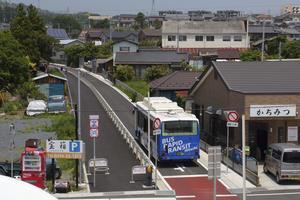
[68,69,172,191]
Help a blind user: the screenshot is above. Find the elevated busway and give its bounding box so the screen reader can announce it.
[66,72,148,192]
[66,68,207,177]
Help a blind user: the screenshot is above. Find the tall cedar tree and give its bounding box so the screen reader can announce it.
[0,31,30,93]
[10,4,55,64]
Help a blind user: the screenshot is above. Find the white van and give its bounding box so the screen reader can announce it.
[264,143,300,183]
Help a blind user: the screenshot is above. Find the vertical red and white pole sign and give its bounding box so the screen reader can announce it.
[89,115,99,188]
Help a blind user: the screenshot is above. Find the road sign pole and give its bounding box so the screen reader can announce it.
[242,114,246,200]
[226,126,229,174]
[147,92,151,160]
[74,105,79,189]
[155,133,158,189]
[213,147,216,200]
[93,137,96,188]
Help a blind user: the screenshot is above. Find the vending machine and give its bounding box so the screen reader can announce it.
[20,147,46,189]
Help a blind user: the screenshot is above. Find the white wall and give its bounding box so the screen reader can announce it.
[162,34,249,48]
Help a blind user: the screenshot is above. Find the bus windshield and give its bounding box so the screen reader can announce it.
[162,121,198,136]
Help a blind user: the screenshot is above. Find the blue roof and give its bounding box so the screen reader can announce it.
[47,28,69,40]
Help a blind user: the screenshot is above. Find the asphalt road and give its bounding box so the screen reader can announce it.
[70,70,207,177]
[66,71,147,192]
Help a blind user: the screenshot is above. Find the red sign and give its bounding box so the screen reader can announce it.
[153,118,161,130]
[227,111,239,122]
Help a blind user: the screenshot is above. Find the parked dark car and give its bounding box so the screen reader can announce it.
[0,159,61,180]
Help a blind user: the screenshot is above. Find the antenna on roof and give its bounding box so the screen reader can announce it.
[151,0,155,15]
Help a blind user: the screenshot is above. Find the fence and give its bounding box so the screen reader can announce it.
[68,69,172,191]
[115,80,144,101]
[200,140,260,186]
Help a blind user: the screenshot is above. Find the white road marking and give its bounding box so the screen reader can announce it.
[218,179,230,189]
[174,165,185,172]
[164,174,208,178]
[247,192,300,197]
[176,195,196,199]
[216,194,238,197]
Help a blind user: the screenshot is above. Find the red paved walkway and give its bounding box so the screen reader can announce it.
[165,176,239,200]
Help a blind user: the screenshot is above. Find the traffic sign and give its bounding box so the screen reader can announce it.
[90,119,99,129]
[153,129,161,135]
[208,146,221,180]
[153,118,161,130]
[90,128,99,137]
[89,115,99,138]
[227,121,239,128]
[226,111,239,122]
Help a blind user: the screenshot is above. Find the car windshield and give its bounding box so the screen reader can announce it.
[162,121,198,136]
[283,151,300,163]
[48,96,64,103]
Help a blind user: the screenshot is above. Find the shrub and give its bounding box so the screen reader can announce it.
[0,100,23,114]
[17,81,46,101]
[115,65,135,81]
[46,113,75,140]
[144,65,170,82]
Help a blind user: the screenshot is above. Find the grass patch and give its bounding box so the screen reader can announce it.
[125,80,149,97]
[0,100,25,115]
[48,68,64,78]
[45,113,75,140]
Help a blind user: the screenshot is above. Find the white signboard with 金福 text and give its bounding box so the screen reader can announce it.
[250,105,296,118]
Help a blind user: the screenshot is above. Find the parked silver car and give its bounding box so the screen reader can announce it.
[264,143,300,183]
[48,95,66,113]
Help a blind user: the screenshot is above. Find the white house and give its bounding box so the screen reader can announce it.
[112,39,138,64]
[51,39,84,64]
[162,20,250,49]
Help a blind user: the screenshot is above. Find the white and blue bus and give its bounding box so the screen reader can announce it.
[134,97,200,161]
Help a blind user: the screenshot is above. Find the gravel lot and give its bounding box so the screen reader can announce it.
[0,117,55,162]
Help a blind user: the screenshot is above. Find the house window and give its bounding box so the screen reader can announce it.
[179,35,187,41]
[223,35,231,42]
[195,35,203,41]
[168,35,176,41]
[234,35,242,41]
[119,46,130,52]
[206,36,214,41]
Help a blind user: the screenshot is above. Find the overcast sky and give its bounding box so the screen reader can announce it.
[8,0,300,15]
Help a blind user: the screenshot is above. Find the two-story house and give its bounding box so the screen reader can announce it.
[162,20,249,49]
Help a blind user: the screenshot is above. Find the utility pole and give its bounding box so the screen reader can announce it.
[147,91,151,160]
[261,20,265,62]
[176,14,179,52]
[9,123,15,178]
[74,104,79,189]
[78,62,82,184]
[151,0,155,15]
[242,114,246,200]
[279,41,282,61]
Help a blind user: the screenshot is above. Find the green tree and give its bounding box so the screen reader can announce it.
[240,49,261,61]
[153,19,162,29]
[91,19,110,29]
[115,65,135,81]
[135,12,147,30]
[10,4,56,64]
[265,36,287,56]
[64,44,85,67]
[0,31,30,93]
[144,65,170,81]
[282,40,300,59]
[52,15,82,38]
